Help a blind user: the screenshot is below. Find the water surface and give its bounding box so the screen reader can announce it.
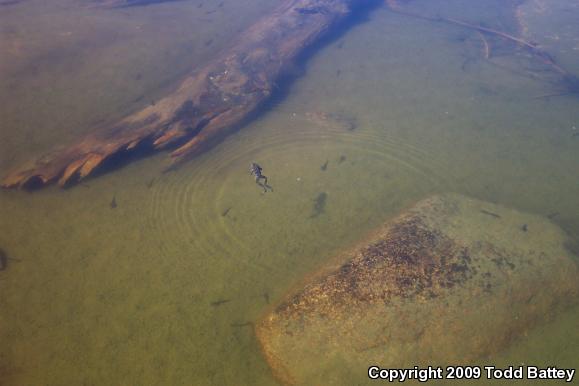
[1,0,578,384]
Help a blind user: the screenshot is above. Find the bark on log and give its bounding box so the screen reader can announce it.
[2,0,371,189]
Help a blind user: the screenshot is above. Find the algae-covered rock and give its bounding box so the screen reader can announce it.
[256,194,579,385]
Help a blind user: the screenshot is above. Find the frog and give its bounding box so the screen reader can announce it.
[249,162,273,193]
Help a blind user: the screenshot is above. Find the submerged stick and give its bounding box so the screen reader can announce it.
[442,17,571,77]
[477,31,490,60]
[385,2,575,80]
[443,16,537,51]
[2,0,372,189]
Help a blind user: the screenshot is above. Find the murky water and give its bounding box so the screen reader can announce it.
[0,0,578,385]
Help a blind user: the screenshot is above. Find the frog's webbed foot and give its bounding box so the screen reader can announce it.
[256,181,267,193]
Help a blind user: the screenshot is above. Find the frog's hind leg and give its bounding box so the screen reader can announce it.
[261,176,273,192]
[256,181,267,193]
[255,176,267,193]
[256,176,272,193]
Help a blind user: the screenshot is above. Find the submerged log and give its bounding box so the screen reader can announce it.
[256,194,579,385]
[1,0,373,189]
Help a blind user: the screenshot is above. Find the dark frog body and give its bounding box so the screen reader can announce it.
[250,163,273,193]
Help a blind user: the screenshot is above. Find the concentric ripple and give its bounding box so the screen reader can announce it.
[146,106,452,269]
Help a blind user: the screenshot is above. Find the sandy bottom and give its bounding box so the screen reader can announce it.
[0,0,578,384]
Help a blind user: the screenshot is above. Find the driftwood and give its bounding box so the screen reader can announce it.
[1,0,372,189]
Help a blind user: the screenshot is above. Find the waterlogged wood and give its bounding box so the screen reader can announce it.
[2,0,369,189]
[256,194,579,385]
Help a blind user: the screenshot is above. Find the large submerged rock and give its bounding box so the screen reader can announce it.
[256,194,579,385]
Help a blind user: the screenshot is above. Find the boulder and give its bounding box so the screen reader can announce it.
[256,194,579,385]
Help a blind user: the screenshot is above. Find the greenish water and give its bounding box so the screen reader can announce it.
[0,0,578,385]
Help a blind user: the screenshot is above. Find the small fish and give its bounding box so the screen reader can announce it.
[210,299,231,307]
[547,212,560,219]
[221,207,232,217]
[230,322,253,328]
[204,38,214,47]
[521,224,528,232]
[263,292,270,304]
[110,196,117,209]
[0,248,19,271]
[480,209,500,219]
[320,160,328,171]
[309,192,327,219]
[0,248,7,271]
[338,155,346,164]
[146,178,155,188]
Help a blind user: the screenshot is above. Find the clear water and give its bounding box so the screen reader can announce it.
[0,0,578,384]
